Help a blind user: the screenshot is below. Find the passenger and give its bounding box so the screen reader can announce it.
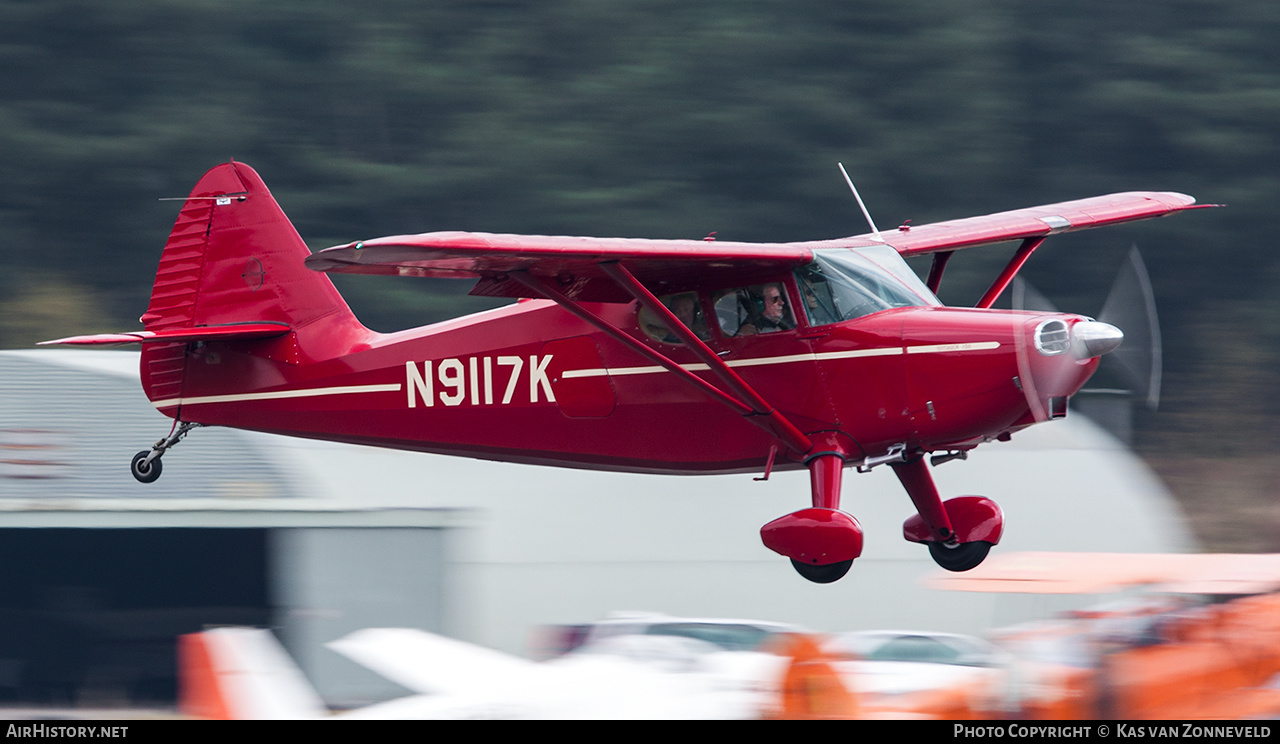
[663,294,707,342]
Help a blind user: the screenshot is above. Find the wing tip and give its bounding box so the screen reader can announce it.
[1155,191,1228,212]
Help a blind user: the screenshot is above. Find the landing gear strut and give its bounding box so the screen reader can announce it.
[893,454,1003,572]
[131,421,200,483]
[761,449,865,584]
[759,444,1002,582]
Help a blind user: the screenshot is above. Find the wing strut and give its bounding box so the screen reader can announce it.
[506,272,753,416]
[510,267,813,457]
[975,237,1047,309]
[598,262,814,456]
[925,251,953,295]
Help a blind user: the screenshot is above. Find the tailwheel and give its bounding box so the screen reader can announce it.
[130,421,201,484]
[927,541,992,572]
[130,451,162,483]
[790,558,854,584]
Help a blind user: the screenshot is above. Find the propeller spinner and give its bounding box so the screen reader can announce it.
[1012,244,1161,424]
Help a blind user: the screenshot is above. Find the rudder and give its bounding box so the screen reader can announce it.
[142,161,363,346]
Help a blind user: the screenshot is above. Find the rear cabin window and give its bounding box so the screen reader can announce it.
[637,291,711,344]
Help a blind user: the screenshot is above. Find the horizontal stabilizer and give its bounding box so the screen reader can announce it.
[40,322,290,347]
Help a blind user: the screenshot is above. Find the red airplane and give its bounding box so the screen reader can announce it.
[44,162,1210,582]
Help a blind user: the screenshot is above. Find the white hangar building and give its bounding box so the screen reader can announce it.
[0,349,1194,707]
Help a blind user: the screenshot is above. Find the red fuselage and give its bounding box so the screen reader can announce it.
[146,295,1098,475]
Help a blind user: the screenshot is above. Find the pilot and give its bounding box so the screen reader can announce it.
[738,283,794,335]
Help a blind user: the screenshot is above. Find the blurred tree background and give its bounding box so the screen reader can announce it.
[2,0,1276,549]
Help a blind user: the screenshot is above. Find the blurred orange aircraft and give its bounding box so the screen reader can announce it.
[917,552,1280,720]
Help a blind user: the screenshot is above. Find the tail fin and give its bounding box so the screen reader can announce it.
[132,163,368,406]
[39,163,371,417]
[143,161,363,344]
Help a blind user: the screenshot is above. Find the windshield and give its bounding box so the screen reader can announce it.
[795,245,940,326]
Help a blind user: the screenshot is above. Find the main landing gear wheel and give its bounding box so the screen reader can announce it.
[927,541,991,572]
[790,558,854,584]
[130,451,162,483]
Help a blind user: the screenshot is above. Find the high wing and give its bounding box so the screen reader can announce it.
[306,233,825,302]
[305,191,1206,301]
[875,191,1203,256]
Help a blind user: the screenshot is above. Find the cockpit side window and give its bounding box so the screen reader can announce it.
[795,246,939,326]
[713,282,796,337]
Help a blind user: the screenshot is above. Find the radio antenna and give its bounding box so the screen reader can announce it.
[838,163,883,242]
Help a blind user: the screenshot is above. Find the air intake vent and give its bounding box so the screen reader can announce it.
[1034,319,1071,356]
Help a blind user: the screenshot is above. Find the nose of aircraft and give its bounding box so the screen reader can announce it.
[1017,315,1121,424]
[1071,321,1124,359]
